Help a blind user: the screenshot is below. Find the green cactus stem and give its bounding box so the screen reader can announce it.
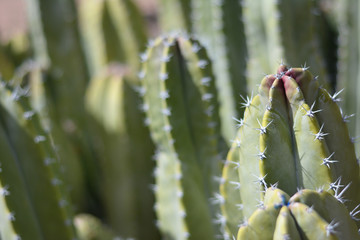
[242,0,329,91]
[0,77,77,240]
[85,64,158,239]
[237,187,359,240]
[221,65,360,238]
[77,0,147,77]
[141,35,227,239]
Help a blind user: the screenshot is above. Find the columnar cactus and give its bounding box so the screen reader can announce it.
[220,65,360,238]
[77,0,147,77]
[159,0,248,143]
[141,35,227,239]
[237,187,359,239]
[85,64,158,239]
[0,75,76,239]
[242,0,329,90]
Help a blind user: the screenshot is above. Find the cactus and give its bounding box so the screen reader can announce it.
[220,65,360,238]
[141,35,227,239]
[0,75,76,239]
[85,64,158,239]
[77,0,147,77]
[242,0,329,90]
[159,0,248,143]
[237,187,359,239]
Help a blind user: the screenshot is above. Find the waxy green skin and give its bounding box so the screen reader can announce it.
[221,65,360,238]
[237,188,359,240]
[141,35,227,239]
[0,76,77,239]
[159,0,247,144]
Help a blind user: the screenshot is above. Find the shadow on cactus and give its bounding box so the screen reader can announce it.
[220,65,360,238]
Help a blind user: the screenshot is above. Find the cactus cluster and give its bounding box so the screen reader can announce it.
[1,0,360,240]
[220,65,360,238]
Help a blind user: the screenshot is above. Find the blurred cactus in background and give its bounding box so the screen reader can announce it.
[0,0,360,239]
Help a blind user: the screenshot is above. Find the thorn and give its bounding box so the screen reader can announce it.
[202,93,213,102]
[330,89,344,102]
[198,60,208,69]
[301,63,310,71]
[8,212,15,221]
[326,219,339,237]
[210,193,225,205]
[328,177,344,192]
[321,152,338,168]
[0,185,10,196]
[163,124,172,132]
[313,124,329,141]
[51,178,62,186]
[229,181,241,189]
[257,148,267,160]
[201,77,212,86]
[340,108,355,123]
[303,102,322,118]
[134,86,146,96]
[159,90,170,99]
[351,135,360,144]
[227,160,240,169]
[159,72,169,81]
[213,213,227,227]
[253,174,268,189]
[230,139,241,148]
[350,203,360,221]
[23,111,35,120]
[255,119,272,135]
[161,107,171,116]
[161,54,173,62]
[192,43,201,53]
[236,204,244,210]
[240,92,253,108]
[334,182,351,203]
[232,117,244,128]
[137,70,145,79]
[34,135,46,143]
[140,52,148,62]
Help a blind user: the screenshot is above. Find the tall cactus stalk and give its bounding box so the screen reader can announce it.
[159,0,248,143]
[141,35,227,239]
[242,0,329,90]
[0,77,77,240]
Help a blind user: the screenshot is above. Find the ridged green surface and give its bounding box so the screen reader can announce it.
[85,66,158,239]
[159,0,248,143]
[0,79,76,239]
[243,0,328,91]
[78,0,147,77]
[141,35,226,239]
[237,188,359,240]
[221,65,360,238]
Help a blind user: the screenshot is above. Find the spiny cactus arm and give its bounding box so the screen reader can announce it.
[0,123,44,240]
[192,0,247,143]
[273,206,302,240]
[315,88,360,210]
[142,36,215,239]
[104,0,147,75]
[236,205,280,240]
[77,0,107,77]
[159,0,192,32]
[237,95,266,218]
[0,84,77,239]
[220,137,243,237]
[262,187,290,206]
[288,202,338,240]
[290,189,360,239]
[259,77,303,195]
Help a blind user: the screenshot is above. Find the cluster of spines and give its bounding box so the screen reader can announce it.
[220,65,360,238]
[0,80,77,239]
